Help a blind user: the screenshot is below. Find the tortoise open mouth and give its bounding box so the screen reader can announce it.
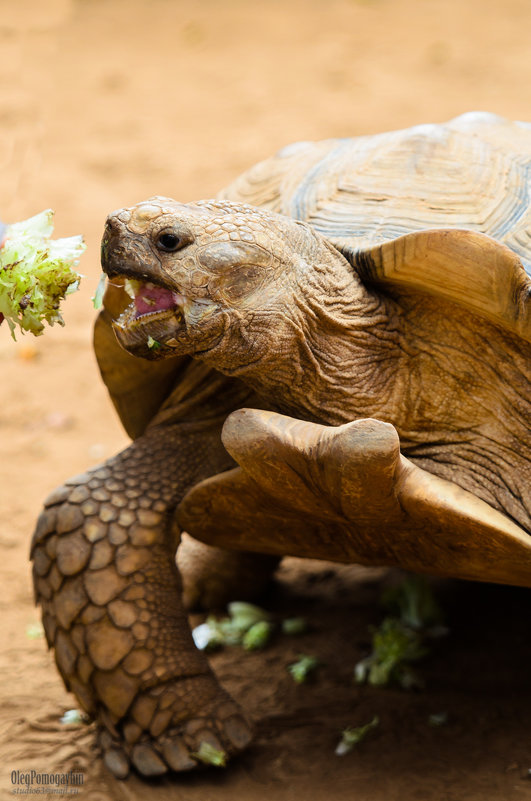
[116,278,184,326]
[111,276,187,355]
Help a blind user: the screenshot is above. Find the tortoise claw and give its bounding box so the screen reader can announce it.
[161,739,197,772]
[102,745,130,780]
[131,743,168,777]
[222,715,254,750]
[98,698,252,779]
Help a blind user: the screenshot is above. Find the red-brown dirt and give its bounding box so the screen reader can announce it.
[2,1,531,798]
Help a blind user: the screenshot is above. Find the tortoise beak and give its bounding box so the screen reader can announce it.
[101,214,166,285]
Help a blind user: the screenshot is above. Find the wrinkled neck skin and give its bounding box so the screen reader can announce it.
[203,233,394,422]
[196,228,531,533]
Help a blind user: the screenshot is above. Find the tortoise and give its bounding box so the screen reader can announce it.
[31,111,531,780]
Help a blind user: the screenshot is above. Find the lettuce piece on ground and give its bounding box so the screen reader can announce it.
[227,601,272,633]
[192,615,244,650]
[192,741,227,767]
[25,622,44,639]
[354,617,427,688]
[191,620,226,652]
[242,620,275,651]
[192,601,274,651]
[288,654,319,684]
[60,709,88,726]
[281,617,308,635]
[382,575,443,631]
[335,716,379,756]
[0,209,84,338]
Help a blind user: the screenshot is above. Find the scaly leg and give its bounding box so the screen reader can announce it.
[31,420,253,779]
[178,534,280,610]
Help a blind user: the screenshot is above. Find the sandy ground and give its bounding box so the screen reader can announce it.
[2,0,531,798]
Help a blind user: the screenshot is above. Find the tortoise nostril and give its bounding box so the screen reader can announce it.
[105,216,120,234]
[101,217,124,270]
[105,207,132,234]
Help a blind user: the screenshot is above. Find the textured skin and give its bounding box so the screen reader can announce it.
[32,112,531,779]
[177,534,280,610]
[31,359,256,777]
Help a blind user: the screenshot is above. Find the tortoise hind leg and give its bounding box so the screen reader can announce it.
[31,421,252,779]
[178,533,280,610]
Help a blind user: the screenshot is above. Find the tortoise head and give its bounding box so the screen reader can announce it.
[101,196,320,365]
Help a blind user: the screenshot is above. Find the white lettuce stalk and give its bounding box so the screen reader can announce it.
[0,209,85,338]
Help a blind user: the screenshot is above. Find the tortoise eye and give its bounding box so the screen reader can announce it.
[156,232,182,252]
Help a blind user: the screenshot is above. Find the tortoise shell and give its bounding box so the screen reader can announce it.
[221,111,531,268]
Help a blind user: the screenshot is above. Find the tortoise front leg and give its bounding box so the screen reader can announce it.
[178,409,531,587]
[31,421,252,779]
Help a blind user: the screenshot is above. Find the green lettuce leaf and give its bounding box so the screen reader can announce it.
[0,209,85,338]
